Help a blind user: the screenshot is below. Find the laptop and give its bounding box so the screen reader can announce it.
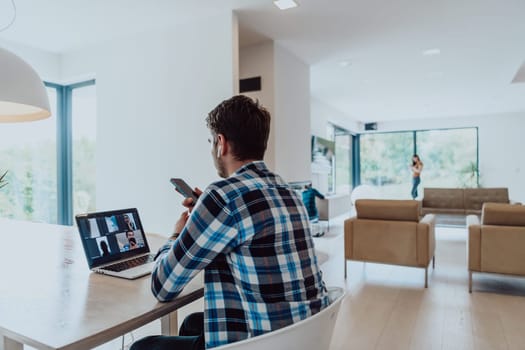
[75,208,156,279]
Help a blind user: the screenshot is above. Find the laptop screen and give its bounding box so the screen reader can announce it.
[75,208,151,268]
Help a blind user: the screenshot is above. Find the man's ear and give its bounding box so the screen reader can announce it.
[216,134,226,157]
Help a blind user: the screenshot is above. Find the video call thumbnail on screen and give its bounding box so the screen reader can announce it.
[78,212,145,260]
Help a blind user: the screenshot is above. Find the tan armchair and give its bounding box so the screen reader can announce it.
[344,199,436,287]
[467,203,525,292]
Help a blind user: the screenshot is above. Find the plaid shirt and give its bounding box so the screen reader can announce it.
[151,161,329,348]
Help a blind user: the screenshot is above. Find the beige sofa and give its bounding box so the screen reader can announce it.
[344,199,436,287]
[467,203,525,293]
[422,187,510,216]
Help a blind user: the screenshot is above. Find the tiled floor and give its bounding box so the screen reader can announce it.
[37,219,525,350]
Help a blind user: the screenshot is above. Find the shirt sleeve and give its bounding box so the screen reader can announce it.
[151,187,239,302]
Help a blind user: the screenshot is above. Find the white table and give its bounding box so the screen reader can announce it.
[0,219,203,350]
[316,193,352,222]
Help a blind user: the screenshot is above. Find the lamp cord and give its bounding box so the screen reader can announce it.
[0,0,16,33]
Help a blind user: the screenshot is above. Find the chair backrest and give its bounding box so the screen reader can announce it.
[355,199,420,222]
[213,287,345,350]
[464,188,509,211]
[481,203,525,226]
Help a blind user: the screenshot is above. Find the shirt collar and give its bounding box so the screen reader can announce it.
[232,160,267,176]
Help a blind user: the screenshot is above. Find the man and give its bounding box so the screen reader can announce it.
[122,230,135,251]
[131,95,328,350]
[301,183,325,222]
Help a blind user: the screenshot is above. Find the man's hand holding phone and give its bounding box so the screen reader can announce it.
[170,178,203,240]
[181,187,202,211]
[170,178,202,212]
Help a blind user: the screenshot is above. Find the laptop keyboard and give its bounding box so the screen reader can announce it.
[103,254,154,272]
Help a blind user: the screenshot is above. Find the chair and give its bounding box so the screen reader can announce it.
[213,287,345,350]
[467,203,525,293]
[344,199,436,287]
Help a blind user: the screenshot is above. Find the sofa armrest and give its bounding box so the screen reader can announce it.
[416,214,436,266]
[467,215,481,271]
[344,217,356,260]
[419,213,436,226]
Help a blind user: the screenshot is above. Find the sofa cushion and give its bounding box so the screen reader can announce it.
[422,188,464,209]
[464,188,509,211]
[355,199,420,222]
[480,226,525,275]
[482,203,525,226]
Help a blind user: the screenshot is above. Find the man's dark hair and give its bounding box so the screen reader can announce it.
[206,95,271,161]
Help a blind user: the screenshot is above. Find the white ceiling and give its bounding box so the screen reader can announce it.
[1,0,524,123]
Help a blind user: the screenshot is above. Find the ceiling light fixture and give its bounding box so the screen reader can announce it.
[422,48,441,56]
[0,0,50,122]
[339,60,351,67]
[273,0,298,10]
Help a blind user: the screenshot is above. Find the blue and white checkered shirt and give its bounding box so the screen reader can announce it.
[151,161,329,348]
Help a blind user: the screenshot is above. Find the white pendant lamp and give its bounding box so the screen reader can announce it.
[0,47,51,122]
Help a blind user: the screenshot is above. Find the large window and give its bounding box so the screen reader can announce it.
[334,129,353,194]
[0,87,58,223]
[72,84,97,217]
[0,80,96,225]
[416,128,478,188]
[360,132,413,198]
[360,128,478,199]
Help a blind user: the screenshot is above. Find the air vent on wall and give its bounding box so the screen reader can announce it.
[239,77,261,93]
[364,122,378,131]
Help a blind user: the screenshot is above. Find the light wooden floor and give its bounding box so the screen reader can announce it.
[57,220,525,350]
[330,225,525,350]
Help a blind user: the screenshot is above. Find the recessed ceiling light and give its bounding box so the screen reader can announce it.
[422,48,441,56]
[274,0,298,10]
[339,60,351,67]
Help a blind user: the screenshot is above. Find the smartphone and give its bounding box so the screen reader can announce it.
[170,178,198,201]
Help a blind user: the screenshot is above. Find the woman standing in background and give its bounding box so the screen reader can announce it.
[411,154,423,199]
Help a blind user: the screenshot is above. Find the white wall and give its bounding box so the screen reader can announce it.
[239,42,275,169]
[273,44,311,183]
[239,42,311,183]
[311,97,360,137]
[376,112,525,203]
[61,12,237,235]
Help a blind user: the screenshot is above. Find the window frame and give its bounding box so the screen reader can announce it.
[45,79,96,225]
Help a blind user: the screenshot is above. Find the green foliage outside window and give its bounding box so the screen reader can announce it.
[360,128,478,199]
[0,140,95,222]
